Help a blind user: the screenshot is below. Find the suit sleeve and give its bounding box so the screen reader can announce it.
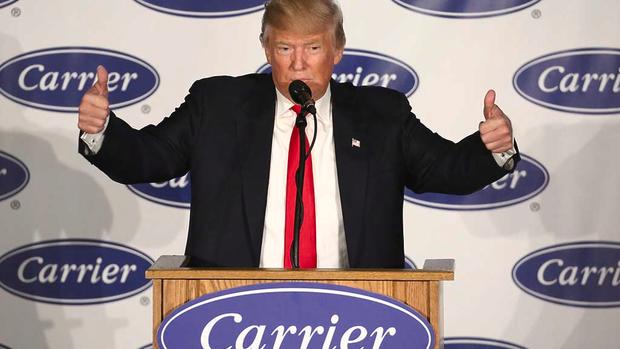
[399,94,518,195]
[78,81,206,184]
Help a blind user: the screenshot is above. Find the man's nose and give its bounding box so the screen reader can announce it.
[291,49,305,71]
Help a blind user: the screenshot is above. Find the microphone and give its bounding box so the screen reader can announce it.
[288,80,317,115]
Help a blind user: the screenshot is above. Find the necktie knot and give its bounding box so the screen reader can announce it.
[291,104,302,114]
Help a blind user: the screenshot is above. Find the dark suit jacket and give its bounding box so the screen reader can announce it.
[80,73,517,268]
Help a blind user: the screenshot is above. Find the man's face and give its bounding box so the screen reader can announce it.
[263,26,343,102]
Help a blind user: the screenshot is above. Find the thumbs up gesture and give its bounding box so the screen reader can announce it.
[78,65,110,134]
[479,90,513,153]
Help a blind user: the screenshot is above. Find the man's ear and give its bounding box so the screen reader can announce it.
[333,48,344,65]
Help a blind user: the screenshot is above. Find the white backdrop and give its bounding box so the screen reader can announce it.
[1,1,619,348]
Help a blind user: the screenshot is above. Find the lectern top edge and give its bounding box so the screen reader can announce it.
[145,255,455,281]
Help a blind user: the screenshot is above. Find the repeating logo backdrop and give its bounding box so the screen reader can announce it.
[0,47,159,112]
[392,0,541,18]
[512,241,620,308]
[0,239,153,305]
[0,151,29,202]
[134,0,265,18]
[1,1,618,348]
[513,48,620,114]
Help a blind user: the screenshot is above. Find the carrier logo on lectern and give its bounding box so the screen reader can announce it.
[0,0,18,9]
[0,47,159,112]
[393,0,541,18]
[158,282,434,349]
[446,337,527,349]
[405,154,548,210]
[0,151,30,202]
[513,241,620,308]
[127,172,191,209]
[257,48,419,96]
[514,48,620,114]
[0,239,154,305]
[134,0,264,18]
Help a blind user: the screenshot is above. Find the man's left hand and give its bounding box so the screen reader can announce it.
[479,89,513,153]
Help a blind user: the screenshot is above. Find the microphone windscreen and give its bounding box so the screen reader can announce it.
[288,80,312,105]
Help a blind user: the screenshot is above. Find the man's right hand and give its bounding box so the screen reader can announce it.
[78,65,109,134]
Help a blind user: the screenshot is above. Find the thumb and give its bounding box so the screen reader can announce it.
[95,65,109,97]
[483,89,496,120]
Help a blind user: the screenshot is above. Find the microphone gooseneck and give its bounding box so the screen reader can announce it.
[287,80,318,269]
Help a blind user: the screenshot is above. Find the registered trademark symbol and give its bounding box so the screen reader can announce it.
[530,202,540,212]
[141,104,151,114]
[11,7,21,17]
[10,200,21,210]
[140,296,150,306]
[531,9,541,19]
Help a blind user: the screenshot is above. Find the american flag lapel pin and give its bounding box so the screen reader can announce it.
[351,138,361,148]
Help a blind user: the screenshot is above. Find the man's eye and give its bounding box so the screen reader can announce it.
[277,46,290,53]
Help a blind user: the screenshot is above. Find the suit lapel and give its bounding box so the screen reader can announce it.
[331,83,368,264]
[238,76,276,264]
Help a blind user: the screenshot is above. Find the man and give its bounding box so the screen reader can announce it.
[78,0,517,268]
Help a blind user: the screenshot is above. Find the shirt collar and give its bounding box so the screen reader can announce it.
[275,84,331,124]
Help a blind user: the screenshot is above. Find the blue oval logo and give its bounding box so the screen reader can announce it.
[0,47,159,112]
[134,0,264,18]
[405,154,549,210]
[446,337,527,349]
[0,0,18,9]
[257,48,419,97]
[127,172,190,209]
[514,48,620,114]
[0,239,154,305]
[0,151,30,202]
[512,241,620,308]
[393,0,541,18]
[158,282,434,349]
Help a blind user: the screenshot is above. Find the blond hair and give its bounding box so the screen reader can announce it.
[260,0,346,49]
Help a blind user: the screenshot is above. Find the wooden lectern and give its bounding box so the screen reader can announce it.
[146,256,454,349]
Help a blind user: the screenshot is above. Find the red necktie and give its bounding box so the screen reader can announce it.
[284,104,317,268]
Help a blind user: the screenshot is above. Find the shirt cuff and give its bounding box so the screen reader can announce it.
[491,138,517,170]
[80,114,109,154]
